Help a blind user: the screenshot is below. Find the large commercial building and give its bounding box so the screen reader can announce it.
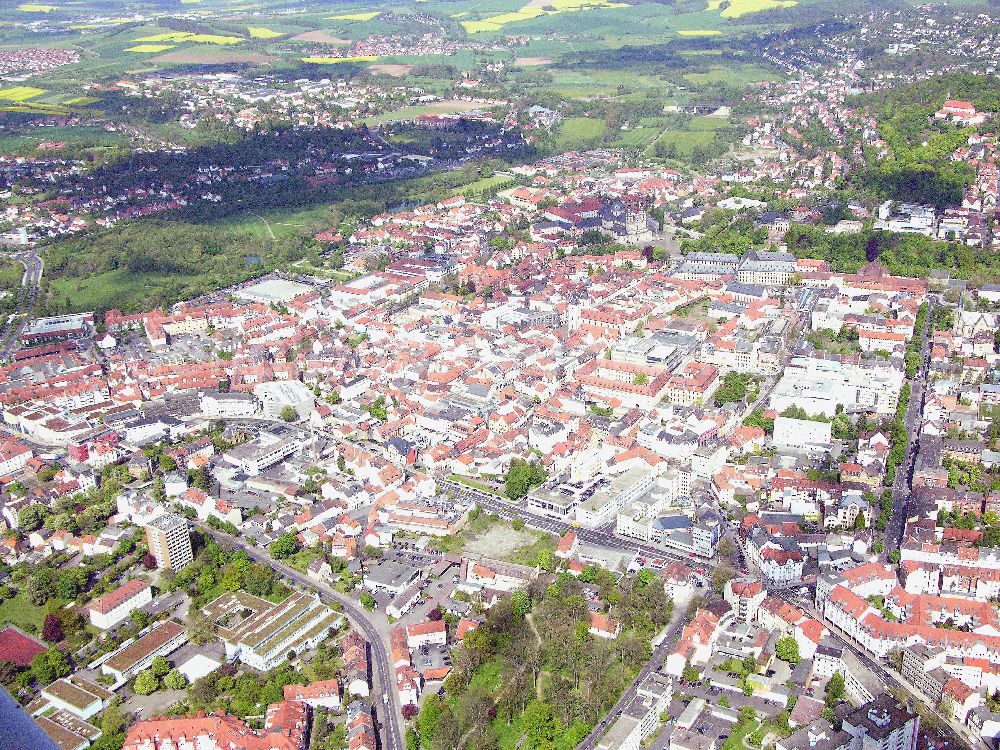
[576,467,657,528]
[145,514,193,571]
[223,426,310,476]
[770,357,903,417]
[254,380,316,421]
[210,591,342,671]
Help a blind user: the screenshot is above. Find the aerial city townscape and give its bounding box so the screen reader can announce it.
[4,1,1000,750]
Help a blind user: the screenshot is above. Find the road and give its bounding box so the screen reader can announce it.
[885,299,934,552]
[191,521,404,750]
[438,478,719,572]
[0,250,42,360]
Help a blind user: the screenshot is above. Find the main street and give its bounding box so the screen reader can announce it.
[885,299,935,551]
[191,521,404,750]
[438,478,720,572]
[779,591,980,750]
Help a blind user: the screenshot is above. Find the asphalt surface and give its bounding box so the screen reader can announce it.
[438,478,718,571]
[0,251,42,360]
[192,521,403,750]
[885,299,934,552]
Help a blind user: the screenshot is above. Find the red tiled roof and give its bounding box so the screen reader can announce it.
[0,626,46,667]
[88,579,149,615]
[406,620,446,637]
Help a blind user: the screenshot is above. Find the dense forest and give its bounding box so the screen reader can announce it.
[414,569,672,750]
[784,225,1000,284]
[848,73,993,208]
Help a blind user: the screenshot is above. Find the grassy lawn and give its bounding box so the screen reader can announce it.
[804,329,861,356]
[0,594,50,635]
[682,63,779,86]
[554,117,606,149]
[723,719,760,750]
[365,100,478,125]
[49,269,211,313]
[507,531,558,567]
[448,474,502,496]
[0,126,128,155]
[450,174,517,198]
[653,128,718,155]
[287,548,324,573]
[211,202,336,242]
[612,125,664,148]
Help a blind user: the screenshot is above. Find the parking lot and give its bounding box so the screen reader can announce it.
[645,696,736,750]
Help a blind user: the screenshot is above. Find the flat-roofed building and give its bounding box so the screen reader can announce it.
[35,710,102,750]
[219,591,342,671]
[576,467,656,528]
[100,621,187,685]
[35,677,113,721]
[21,313,94,345]
[841,695,919,750]
[223,426,310,476]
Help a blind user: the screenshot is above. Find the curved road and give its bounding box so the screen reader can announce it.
[191,521,403,750]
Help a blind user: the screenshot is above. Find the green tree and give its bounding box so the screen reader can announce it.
[419,695,443,748]
[504,460,548,501]
[279,405,298,422]
[511,590,532,618]
[17,504,48,532]
[682,662,700,683]
[711,562,738,593]
[99,703,128,736]
[775,636,801,665]
[32,647,69,686]
[163,668,188,690]
[360,591,376,611]
[23,570,54,606]
[31,652,55,686]
[133,670,159,696]
[522,700,558,748]
[269,533,299,560]
[150,656,171,678]
[365,396,388,421]
[130,609,150,630]
[826,672,845,705]
[55,572,79,601]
